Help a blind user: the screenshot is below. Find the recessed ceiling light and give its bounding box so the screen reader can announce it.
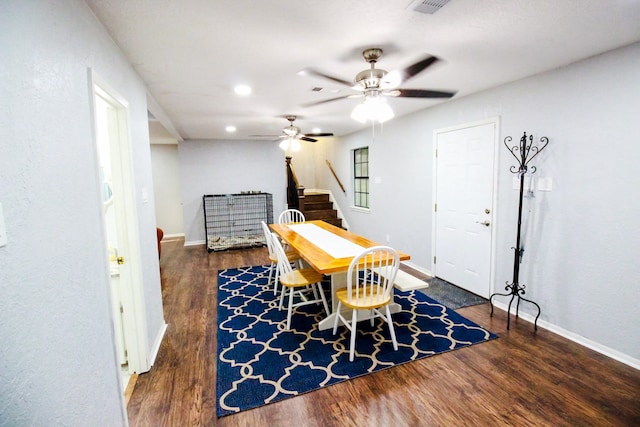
[234,84,252,96]
[225,125,236,133]
[312,128,321,134]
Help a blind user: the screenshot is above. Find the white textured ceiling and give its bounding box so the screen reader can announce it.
[85,0,640,142]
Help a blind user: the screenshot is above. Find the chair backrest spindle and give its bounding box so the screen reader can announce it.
[278,209,305,225]
[261,221,276,258]
[347,246,399,306]
[271,232,295,277]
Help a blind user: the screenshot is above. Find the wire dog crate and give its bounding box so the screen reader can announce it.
[203,193,273,252]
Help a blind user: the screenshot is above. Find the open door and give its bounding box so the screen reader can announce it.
[91,73,150,388]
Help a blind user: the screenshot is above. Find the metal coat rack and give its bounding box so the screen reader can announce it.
[490,132,548,330]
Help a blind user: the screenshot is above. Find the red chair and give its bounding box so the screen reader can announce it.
[156,227,164,258]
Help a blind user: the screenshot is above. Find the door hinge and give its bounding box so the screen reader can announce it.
[120,304,124,314]
[434,203,437,212]
[433,256,436,264]
[435,149,438,158]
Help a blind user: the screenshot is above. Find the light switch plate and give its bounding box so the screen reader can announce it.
[537,177,553,191]
[0,202,7,247]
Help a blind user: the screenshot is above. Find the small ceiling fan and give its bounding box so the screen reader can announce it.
[250,115,333,143]
[301,48,457,107]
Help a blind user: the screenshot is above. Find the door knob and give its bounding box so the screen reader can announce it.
[117,256,125,265]
[476,221,490,227]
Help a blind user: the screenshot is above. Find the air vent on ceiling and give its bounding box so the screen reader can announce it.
[311,87,340,93]
[411,0,450,14]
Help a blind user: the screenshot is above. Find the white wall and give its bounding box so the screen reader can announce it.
[284,139,328,191]
[150,144,185,236]
[178,139,287,244]
[0,1,165,425]
[317,42,640,364]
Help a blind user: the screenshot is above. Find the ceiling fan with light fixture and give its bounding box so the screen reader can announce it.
[250,115,333,151]
[301,48,457,123]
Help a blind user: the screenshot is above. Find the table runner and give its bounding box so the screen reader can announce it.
[288,223,365,258]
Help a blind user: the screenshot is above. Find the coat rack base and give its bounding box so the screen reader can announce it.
[490,283,541,330]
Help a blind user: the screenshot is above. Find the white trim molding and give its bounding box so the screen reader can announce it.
[184,240,206,247]
[491,302,640,370]
[148,322,168,367]
[162,233,185,240]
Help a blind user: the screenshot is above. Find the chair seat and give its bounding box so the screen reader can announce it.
[332,246,400,362]
[336,286,391,310]
[268,249,300,264]
[280,268,324,288]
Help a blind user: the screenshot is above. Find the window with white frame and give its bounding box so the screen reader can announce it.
[353,146,369,208]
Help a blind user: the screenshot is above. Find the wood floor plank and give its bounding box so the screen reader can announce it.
[127,239,640,426]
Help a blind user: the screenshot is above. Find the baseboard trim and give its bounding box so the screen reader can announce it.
[184,239,205,247]
[401,261,432,277]
[148,322,168,367]
[491,301,640,370]
[162,233,185,240]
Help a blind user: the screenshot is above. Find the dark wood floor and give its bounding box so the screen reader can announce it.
[127,238,640,426]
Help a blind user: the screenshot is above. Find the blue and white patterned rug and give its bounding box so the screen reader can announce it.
[216,265,497,417]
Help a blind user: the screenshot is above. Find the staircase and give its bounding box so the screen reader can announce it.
[300,192,343,228]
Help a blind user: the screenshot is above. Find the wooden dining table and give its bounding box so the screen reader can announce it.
[270,220,411,330]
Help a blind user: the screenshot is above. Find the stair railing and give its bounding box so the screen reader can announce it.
[325,160,346,194]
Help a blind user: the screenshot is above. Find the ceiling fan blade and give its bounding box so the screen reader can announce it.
[381,55,440,89]
[299,136,318,143]
[301,94,359,107]
[300,68,353,87]
[387,88,456,98]
[303,132,334,137]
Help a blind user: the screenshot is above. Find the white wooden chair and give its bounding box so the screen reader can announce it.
[278,208,305,224]
[332,246,400,361]
[260,221,300,295]
[271,232,329,330]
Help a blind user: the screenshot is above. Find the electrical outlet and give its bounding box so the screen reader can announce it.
[0,202,7,247]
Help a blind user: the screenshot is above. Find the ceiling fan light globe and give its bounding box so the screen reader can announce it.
[291,139,301,152]
[350,103,369,123]
[351,96,394,123]
[279,139,290,150]
[372,101,394,123]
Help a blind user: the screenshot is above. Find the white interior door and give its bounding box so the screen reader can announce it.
[95,94,128,365]
[433,119,498,298]
[92,75,150,380]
